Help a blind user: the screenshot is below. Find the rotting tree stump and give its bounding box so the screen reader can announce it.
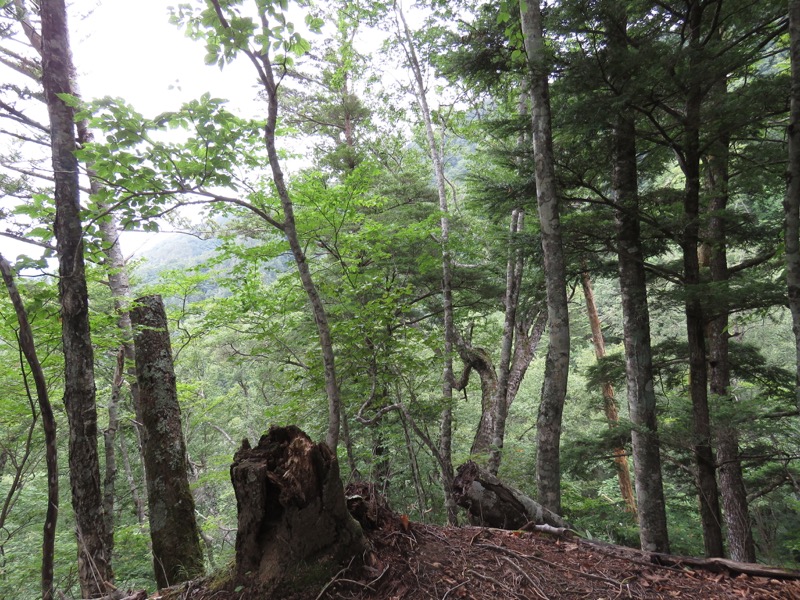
[230,426,366,593]
[453,460,570,529]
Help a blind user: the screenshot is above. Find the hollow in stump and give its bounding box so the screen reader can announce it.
[230,426,365,592]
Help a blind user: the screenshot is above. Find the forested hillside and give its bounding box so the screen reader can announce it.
[1,0,800,598]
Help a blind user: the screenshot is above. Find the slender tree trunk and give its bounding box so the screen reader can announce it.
[397,5,458,523]
[0,254,58,600]
[102,347,124,564]
[40,0,112,594]
[130,295,204,589]
[787,0,800,413]
[581,271,637,516]
[520,0,571,514]
[488,209,524,474]
[702,126,756,562]
[13,0,142,565]
[119,430,146,527]
[684,2,724,558]
[207,0,342,451]
[399,411,428,520]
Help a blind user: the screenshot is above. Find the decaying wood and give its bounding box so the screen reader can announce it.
[650,552,800,580]
[453,461,569,529]
[230,426,366,592]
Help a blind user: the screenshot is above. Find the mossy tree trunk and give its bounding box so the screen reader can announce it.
[130,295,204,589]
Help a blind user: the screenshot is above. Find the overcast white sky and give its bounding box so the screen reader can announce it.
[72,0,261,115]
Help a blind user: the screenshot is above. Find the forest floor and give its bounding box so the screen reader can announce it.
[168,502,800,600]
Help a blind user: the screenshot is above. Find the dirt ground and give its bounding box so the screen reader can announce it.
[168,510,800,600]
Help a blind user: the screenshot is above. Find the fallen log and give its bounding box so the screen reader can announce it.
[453,461,569,529]
[650,552,800,580]
[230,426,366,594]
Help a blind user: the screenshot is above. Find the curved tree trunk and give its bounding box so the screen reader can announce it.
[41,0,112,594]
[130,295,204,589]
[488,209,524,474]
[520,0,571,515]
[207,0,342,451]
[0,254,58,600]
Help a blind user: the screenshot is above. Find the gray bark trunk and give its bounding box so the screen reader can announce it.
[453,461,569,530]
[603,0,670,554]
[397,5,458,523]
[612,109,670,554]
[488,209,525,474]
[520,0,571,515]
[41,0,112,594]
[130,295,204,588]
[119,430,146,527]
[702,123,756,563]
[207,0,342,450]
[102,347,123,565]
[787,0,800,413]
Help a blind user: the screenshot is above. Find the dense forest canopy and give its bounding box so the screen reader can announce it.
[1,0,800,597]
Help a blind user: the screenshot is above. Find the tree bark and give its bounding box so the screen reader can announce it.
[207,0,342,451]
[40,0,112,594]
[397,5,458,523]
[684,1,723,558]
[787,0,800,414]
[604,5,670,543]
[581,271,637,517]
[230,426,365,591]
[102,347,124,566]
[118,430,146,527]
[702,111,756,562]
[488,209,524,474]
[0,254,58,600]
[453,461,569,530]
[130,295,204,589]
[520,0,571,515]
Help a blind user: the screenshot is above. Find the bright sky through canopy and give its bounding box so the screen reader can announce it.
[72,0,260,115]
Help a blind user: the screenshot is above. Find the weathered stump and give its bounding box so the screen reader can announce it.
[453,461,569,529]
[230,426,366,592]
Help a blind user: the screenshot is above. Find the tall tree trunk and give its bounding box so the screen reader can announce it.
[0,254,58,600]
[130,295,204,589]
[488,209,525,474]
[12,0,142,562]
[702,124,756,562]
[684,1,724,558]
[207,0,342,451]
[604,0,670,554]
[40,0,112,594]
[102,347,124,566]
[581,271,637,517]
[787,0,800,414]
[397,5,458,523]
[520,0,571,515]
